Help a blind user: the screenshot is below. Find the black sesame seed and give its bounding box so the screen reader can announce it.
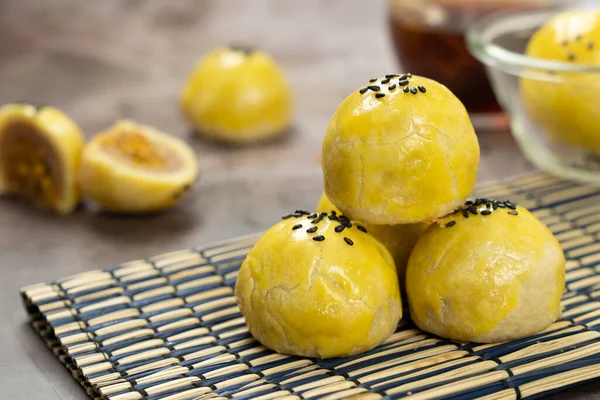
[410,87,418,94]
[331,210,337,216]
[359,87,368,94]
[568,53,576,61]
[403,87,410,93]
[508,210,519,216]
[445,221,456,228]
[313,217,324,224]
[399,74,410,81]
[474,199,485,206]
[308,213,317,219]
[506,203,517,210]
[381,78,390,84]
[343,222,353,228]
[369,78,377,82]
[418,86,426,93]
[282,214,293,219]
[313,235,325,241]
[465,200,473,206]
[497,202,506,208]
[335,225,345,233]
[328,214,338,221]
[399,80,409,86]
[407,73,412,77]
[468,206,478,215]
[588,42,595,50]
[306,226,318,233]
[385,74,398,78]
[368,85,381,92]
[292,224,302,230]
[296,210,310,215]
[388,84,397,90]
[344,237,354,246]
[481,210,492,216]
[486,201,492,209]
[338,216,350,223]
[357,225,367,233]
[561,41,568,46]
[461,208,469,218]
[452,209,461,215]
[375,93,385,99]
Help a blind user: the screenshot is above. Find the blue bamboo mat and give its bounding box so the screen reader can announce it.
[20,171,600,400]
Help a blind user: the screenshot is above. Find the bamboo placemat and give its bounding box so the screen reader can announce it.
[21,171,600,400]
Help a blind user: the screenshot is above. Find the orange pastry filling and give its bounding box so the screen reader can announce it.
[98,128,179,172]
[0,120,61,208]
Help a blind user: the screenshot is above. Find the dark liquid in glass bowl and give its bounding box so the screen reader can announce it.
[389,19,502,114]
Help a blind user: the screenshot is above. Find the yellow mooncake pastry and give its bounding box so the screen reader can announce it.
[0,103,84,214]
[235,210,402,358]
[406,199,565,343]
[81,120,199,213]
[180,46,292,143]
[322,74,480,225]
[521,10,600,152]
[316,192,426,287]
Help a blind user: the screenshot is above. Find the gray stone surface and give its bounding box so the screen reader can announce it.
[0,0,596,398]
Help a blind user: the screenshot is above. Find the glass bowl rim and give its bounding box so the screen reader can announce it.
[466,8,600,74]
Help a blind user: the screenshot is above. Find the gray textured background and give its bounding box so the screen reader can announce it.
[0,1,592,398]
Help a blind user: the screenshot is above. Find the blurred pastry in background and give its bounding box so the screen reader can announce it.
[322,74,479,225]
[235,210,402,358]
[0,103,84,214]
[181,46,292,144]
[521,10,600,152]
[81,120,198,213]
[316,192,427,288]
[406,199,565,343]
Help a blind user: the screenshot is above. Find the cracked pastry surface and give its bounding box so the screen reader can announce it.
[322,74,479,224]
[235,210,402,358]
[81,120,199,213]
[317,191,427,289]
[521,10,600,152]
[0,103,84,214]
[180,46,292,143]
[406,199,565,343]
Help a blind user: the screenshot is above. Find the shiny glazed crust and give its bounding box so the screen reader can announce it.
[521,10,600,152]
[322,74,479,224]
[406,203,565,343]
[180,47,292,143]
[316,191,427,288]
[235,213,402,358]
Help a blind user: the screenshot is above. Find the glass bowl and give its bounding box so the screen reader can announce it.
[387,0,572,132]
[467,7,600,185]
